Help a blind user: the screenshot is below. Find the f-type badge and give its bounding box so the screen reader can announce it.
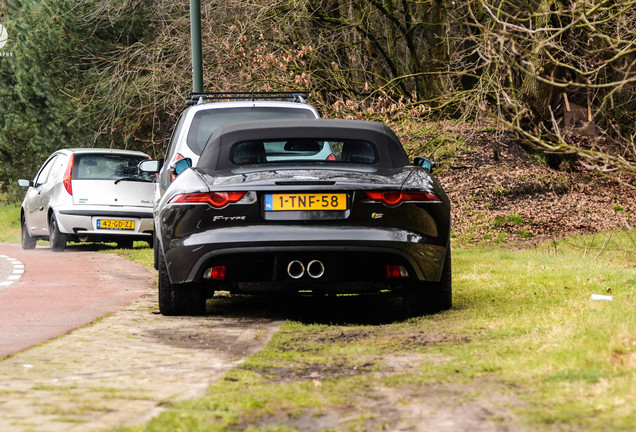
[213,215,247,222]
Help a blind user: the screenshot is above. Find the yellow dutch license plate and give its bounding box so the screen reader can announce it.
[265,193,347,211]
[97,219,135,230]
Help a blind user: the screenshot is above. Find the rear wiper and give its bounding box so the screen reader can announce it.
[114,177,153,184]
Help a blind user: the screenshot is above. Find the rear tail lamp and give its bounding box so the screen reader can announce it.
[386,265,409,279]
[204,266,226,280]
[62,154,75,196]
[169,192,246,208]
[365,191,441,206]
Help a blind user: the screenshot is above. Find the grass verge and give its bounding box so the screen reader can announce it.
[0,204,20,243]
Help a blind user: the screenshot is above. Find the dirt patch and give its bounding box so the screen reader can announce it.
[387,332,471,347]
[356,382,524,432]
[245,358,525,432]
[303,327,468,347]
[437,125,635,243]
[262,361,377,381]
[146,318,276,359]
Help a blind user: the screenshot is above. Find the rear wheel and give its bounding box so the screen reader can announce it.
[402,244,452,316]
[21,216,37,250]
[49,215,68,252]
[430,245,452,312]
[157,251,206,316]
[117,238,135,249]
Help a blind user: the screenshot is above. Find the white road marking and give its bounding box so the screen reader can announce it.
[0,255,24,290]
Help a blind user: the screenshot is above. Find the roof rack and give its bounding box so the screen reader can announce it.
[186,91,309,106]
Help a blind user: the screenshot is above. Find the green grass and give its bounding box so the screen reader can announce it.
[0,204,21,243]
[103,242,154,267]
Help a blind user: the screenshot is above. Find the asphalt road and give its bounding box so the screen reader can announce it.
[0,242,152,358]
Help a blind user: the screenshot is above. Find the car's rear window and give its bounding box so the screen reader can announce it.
[230,139,377,165]
[74,154,154,182]
[186,107,316,155]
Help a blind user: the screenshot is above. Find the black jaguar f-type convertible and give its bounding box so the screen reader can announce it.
[152,119,451,316]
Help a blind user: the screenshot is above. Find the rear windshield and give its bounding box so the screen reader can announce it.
[230,139,377,165]
[73,154,154,182]
[186,107,316,155]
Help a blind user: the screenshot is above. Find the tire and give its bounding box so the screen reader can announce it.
[117,238,135,249]
[157,251,206,316]
[430,244,453,312]
[153,234,159,270]
[21,216,37,250]
[49,215,68,252]
[402,244,452,316]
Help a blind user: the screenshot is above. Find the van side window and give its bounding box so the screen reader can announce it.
[165,114,187,162]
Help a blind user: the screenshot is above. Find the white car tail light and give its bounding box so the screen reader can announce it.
[62,154,75,195]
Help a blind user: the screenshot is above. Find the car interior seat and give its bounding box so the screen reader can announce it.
[341,141,375,164]
[234,141,266,164]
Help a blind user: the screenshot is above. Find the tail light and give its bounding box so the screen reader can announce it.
[169,192,246,208]
[364,190,441,206]
[62,154,75,195]
[204,266,226,280]
[386,265,409,278]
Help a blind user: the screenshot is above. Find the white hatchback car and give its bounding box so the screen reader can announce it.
[18,148,155,251]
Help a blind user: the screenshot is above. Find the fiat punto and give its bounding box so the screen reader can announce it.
[18,148,155,251]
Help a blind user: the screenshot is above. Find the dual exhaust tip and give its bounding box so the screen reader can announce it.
[287,260,325,279]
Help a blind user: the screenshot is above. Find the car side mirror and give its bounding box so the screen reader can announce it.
[138,159,162,173]
[17,179,33,187]
[171,158,193,177]
[413,156,435,173]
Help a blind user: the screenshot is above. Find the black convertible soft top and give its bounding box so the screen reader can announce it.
[197,119,411,171]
